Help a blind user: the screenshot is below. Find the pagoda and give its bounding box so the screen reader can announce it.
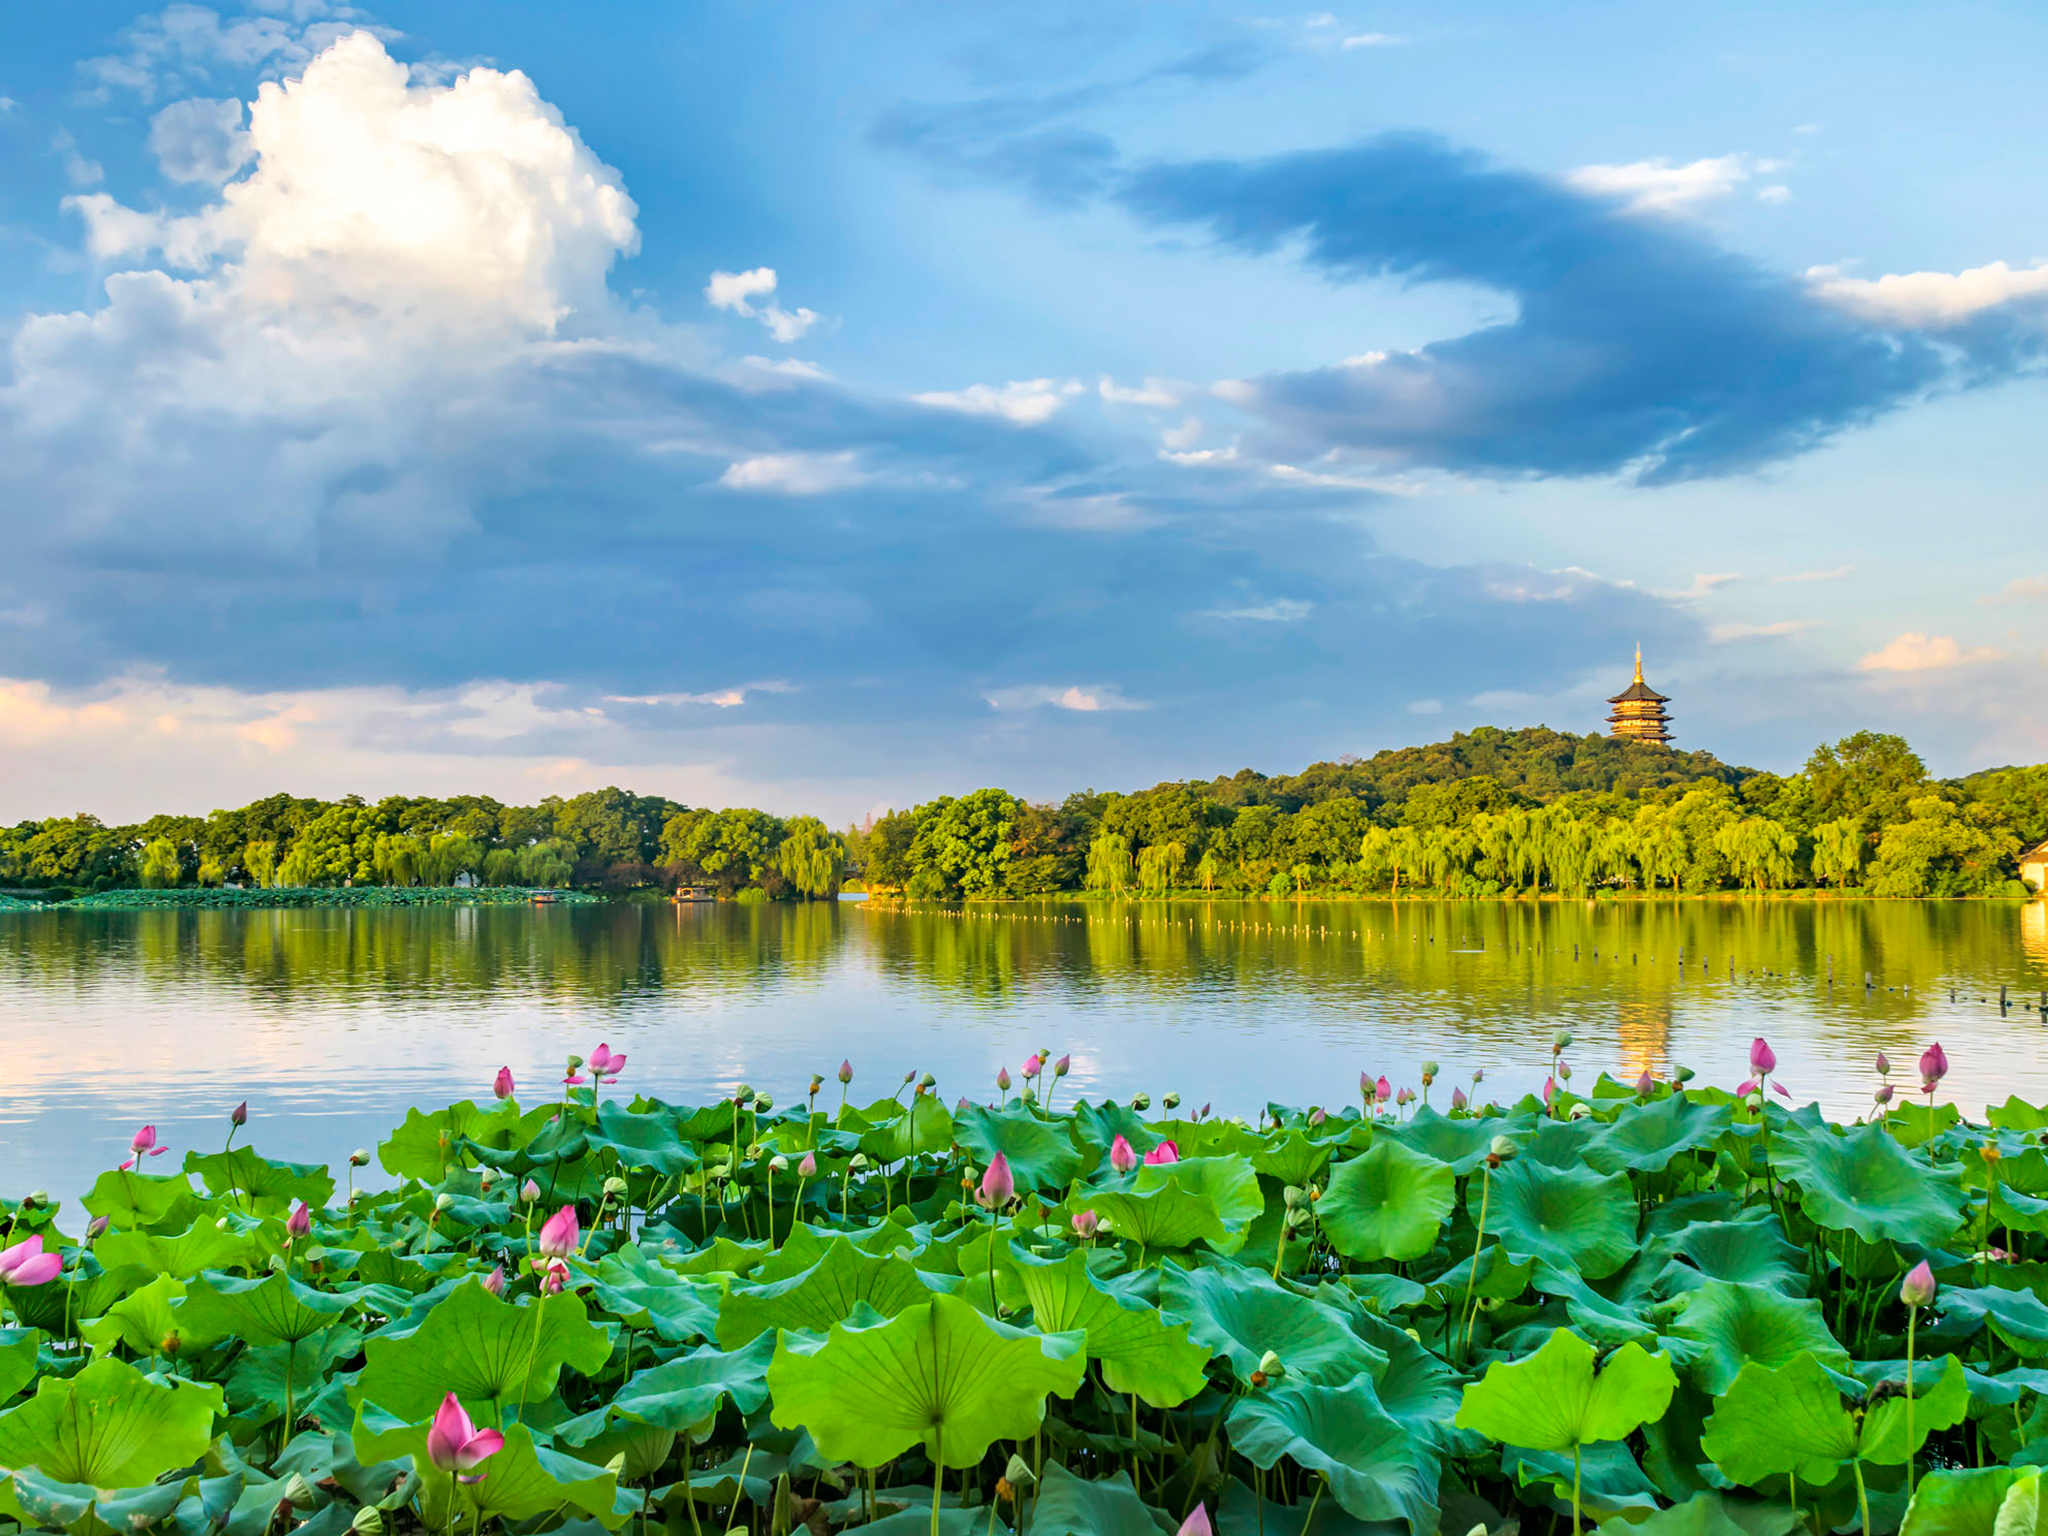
[1606,646,1672,743]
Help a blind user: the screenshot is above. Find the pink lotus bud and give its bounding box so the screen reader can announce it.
[838,1059,853,1084]
[798,1151,817,1178]
[537,1204,580,1258]
[977,1153,1015,1209]
[1023,1054,1043,1080]
[86,1215,109,1241]
[1072,1210,1100,1238]
[1900,1260,1937,1308]
[1309,1107,1326,1125]
[1450,1086,1469,1111]
[996,1068,1011,1091]
[1750,1037,1776,1076]
[520,1178,541,1203]
[1053,1054,1071,1078]
[540,1258,568,1295]
[1875,1051,1891,1077]
[1360,1071,1371,1097]
[1109,1135,1138,1174]
[1395,1088,1413,1106]
[1375,1076,1392,1103]
[1543,1076,1556,1108]
[1472,1068,1485,1085]
[0,1235,63,1287]
[1874,1083,1895,1105]
[1143,1140,1181,1166]
[230,1101,248,1127]
[287,1201,312,1238]
[1636,1070,1654,1098]
[1920,1041,1949,1085]
[482,1265,505,1297]
[1178,1505,1213,1536]
[129,1125,167,1158]
[493,1067,515,1100]
[427,1392,506,1482]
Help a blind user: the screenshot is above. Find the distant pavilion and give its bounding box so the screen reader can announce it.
[1607,647,1673,743]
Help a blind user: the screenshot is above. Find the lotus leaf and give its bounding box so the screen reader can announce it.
[178,1268,354,1345]
[1380,1107,1536,1175]
[1661,1279,1848,1394]
[1700,1350,1968,1485]
[0,1355,220,1486]
[584,1244,723,1342]
[354,1409,630,1530]
[183,1147,335,1213]
[1079,1155,1265,1255]
[584,1102,700,1177]
[1585,1096,1735,1176]
[1028,1463,1173,1535]
[1229,1378,1441,1536]
[556,1335,776,1442]
[1158,1260,1387,1386]
[351,1278,611,1421]
[1901,1467,2035,1536]
[1455,1328,1677,1454]
[1007,1247,1212,1407]
[1771,1117,1967,1248]
[1486,1159,1639,1281]
[1316,1138,1455,1262]
[953,1102,1086,1191]
[716,1237,937,1347]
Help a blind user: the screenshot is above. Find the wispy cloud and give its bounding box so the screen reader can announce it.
[913,378,1079,425]
[1566,153,1763,214]
[983,683,1147,712]
[1708,619,1819,643]
[1771,565,1855,584]
[1204,598,1313,622]
[1985,574,2048,605]
[719,452,867,495]
[1858,633,2005,672]
[1808,260,2048,330]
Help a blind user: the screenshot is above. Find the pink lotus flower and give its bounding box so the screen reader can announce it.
[798,1151,817,1178]
[1072,1210,1100,1238]
[561,1070,587,1086]
[1375,1076,1392,1104]
[1177,1505,1213,1536]
[539,1259,569,1295]
[1750,1037,1776,1075]
[977,1153,1015,1209]
[1143,1140,1181,1166]
[838,1059,853,1084]
[1022,1053,1044,1080]
[494,1067,515,1100]
[588,1043,625,1081]
[1900,1260,1937,1308]
[481,1265,505,1297]
[120,1124,169,1170]
[0,1236,62,1287]
[1920,1041,1949,1090]
[426,1392,505,1483]
[1109,1135,1138,1174]
[537,1204,580,1258]
[287,1202,312,1239]
[1736,1079,1757,1097]
[1773,1081,1792,1099]
[1636,1070,1654,1098]
[1543,1076,1556,1107]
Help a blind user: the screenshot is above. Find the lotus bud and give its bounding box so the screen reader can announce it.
[1054,1054,1071,1079]
[798,1152,817,1177]
[1309,1106,1327,1125]
[352,1506,385,1536]
[1258,1349,1286,1381]
[1163,1092,1180,1110]
[1395,1087,1414,1106]
[482,1265,506,1297]
[1131,1092,1151,1111]
[1376,1076,1392,1103]
[997,1068,1011,1091]
[288,1201,313,1237]
[350,1148,370,1167]
[1487,1135,1518,1165]
[1072,1210,1099,1238]
[1875,1051,1891,1077]
[903,1071,918,1086]
[537,1204,580,1258]
[838,1060,854,1084]
[1199,1104,1211,1119]
[1750,1038,1776,1076]
[540,1259,568,1295]
[1360,1071,1371,1097]
[1874,1083,1895,1105]
[86,1214,109,1241]
[977,1153,1015,1209]
[1900,1260,1937,1308]
[493,1067,515,1100]
[1472,1068,1485,1084]
[1450,1086,1469,1112]
[768,1155,788,1173]
[1003,1453,1037,1492]
[1920,1041,1949,1087]
[1178,1505,1214,1536]
[282,1475,315,1508]
[1556,1060,1572,1082]
[231,1100,249,1127]
[755,1091,775,1112]
[521,1178,542,1203]
[1143,1140,1181,1166]
[434,1192,456,1213]
[1636,1070,1654,1098]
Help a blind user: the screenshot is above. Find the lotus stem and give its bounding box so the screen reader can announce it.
[1905,1304,1918,1502]
[1298,1474,1324,1535]
[1460,1163,1494,1355]
[1571,1443,1582,1536]
[726,1442,753,1535]
[1853,1457,1870,1536]
[929,1427,943,1536]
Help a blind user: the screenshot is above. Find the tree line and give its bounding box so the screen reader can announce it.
[853,728,2048,901]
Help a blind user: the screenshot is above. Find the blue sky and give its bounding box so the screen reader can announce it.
[2,1,2045,822]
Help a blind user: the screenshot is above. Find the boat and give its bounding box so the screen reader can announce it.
[530,889,561,905]
[671,886,715,903]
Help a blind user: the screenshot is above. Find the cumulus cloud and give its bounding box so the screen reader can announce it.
[147,96,253,182]
[1098,375,1182,406]
[719,451,866,494]
[1566,154,1757,214]
[1808,259,2048,330]
[81,3,371,102]
[1858,633,2005,672]
[704,266,820,342]
[912,378,1078,424]
[1984,574,2048,605]
[984,683,1147,712]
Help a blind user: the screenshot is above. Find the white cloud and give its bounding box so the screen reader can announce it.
[718,451,865,495]
[1771,564,1854,584]
[1161,445,1239,466]
[1098,375,1182,407]
[704,265,819,342]
[0,97,16,113]
[912,378,1077,426]
[1160,416,1204,449]
[604,683,790,708]
[1858,632,2005,672]
[983,683,1146,713]
[1566,153,1755,214]
[1756,184,1792,204]
[1686,572,1743,594]
[1407,699,1443,715]
[1807,259,2048,330]
[1268,463,1423,494]
[1204,598,1312,622]
[1341,32,1399,47]
[1984,574,2048,605]
[51,131,105,188]
[81,3,372,103]
[148,96,253,183]
[1707,619,1819,643]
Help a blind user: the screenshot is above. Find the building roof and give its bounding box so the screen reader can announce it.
[1608,678,1670,704]
[2022,838,2048,861]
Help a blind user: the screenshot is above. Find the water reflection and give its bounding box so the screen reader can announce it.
[3,897,2045,1205]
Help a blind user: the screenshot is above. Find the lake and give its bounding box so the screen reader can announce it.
[5,896,2047,1205]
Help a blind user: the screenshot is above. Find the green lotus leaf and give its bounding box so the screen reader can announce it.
[1544,1272,1661,1348]
[381,1099,521,1181]
[1700,1350,1966,1487]
[1925,1286,2048,1358]
[1007,1247,1212,1408]
[1502,1440,1664,1518]
[1989,1183,2048,1235]
[1526,1115,1606,1168]
[1770,1117,1966,1248]
[95,1217,257,1277]
[0,1329,39,1403]
[1616,1484,1806,1536]
[1210,1476,1382,1534]
[1157,1261,1386,1387]
[183,1147,335,1214]
[80,1168,203,1231]
[0,1468,196,1536]
[1250,1130,1333,1189]
[1901,1467,2035,1536]
[1078,1155,1266,1256]
[1424,1245,1537,1310]
[1455,1328,1677,1453]
[1380,1107,1535,1176]
[556,1335,776,1443]
[1352,1311,1462,1443]
[353,1407,629,1530]
[1649,1210,1809,1297]
[351,1276,610,1421]
[0,1355,220,1486]
[1585,1096,1734,1175]
[1229,1379,1441,1536]
[856,1094,954,1166]
[1858,1355,1970,1465]
[1069,1101,1168,1159]
[7,1263,151,1340]
[766,1291,1085,1469]
[584,1244,724,1342]
[177,1268,353,1346]
[1885,1102,1963,1149]
[1028,1463,1174,1536]
[953,1102,1086,1191]
[79,1273,212,1357]
[585,1102,700,1177]
[1317,1139,1455,1263]
[716,1237,937,1348]
[1661,1279,1848,1395]
[224,1328,360,1416]
[1486,1159,1638,1281]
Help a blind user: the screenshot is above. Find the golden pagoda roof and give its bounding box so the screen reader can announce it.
[1607,645,1669,704]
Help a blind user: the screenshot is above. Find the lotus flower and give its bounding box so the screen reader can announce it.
[1177,1505,1213,1536]
[426,1393,505,1483]
[1920,1041,1949,1089]
[1375,1076,1392,1104]
[1900,1260,1937,1308]
[798,1151,817,1178]
[1773,1081,1792,1099]
[1022,1054,1044,1080]
[537,1204,580,1258]
[977,1153,1015,1209]
[1072,1210,1100,1238]
[493,1067,515,1100]
[589,1043,625,1081]
[0,1236,62,1287]
[287,1201,312,1239]
[1750,1037,1776,1075]
[540,1259,569,1295]
[520,1178,541,1204]
[1543,1076,1556,1109]
[231,1101,248,1127]
[1109,1135,1138,1174]
[1736,1079,1757,1097]
[1143,1140,1181,1166]
[120,1124,169,1170]
[838,1059,853,1084]
[1875,1083,1895,1105]
[481,1265,506,1297]
[1636,1070,1654,1098]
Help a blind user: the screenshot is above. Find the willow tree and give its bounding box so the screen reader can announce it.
[776,816,848,899]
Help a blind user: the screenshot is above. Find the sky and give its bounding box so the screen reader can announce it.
[2,0,2045,825]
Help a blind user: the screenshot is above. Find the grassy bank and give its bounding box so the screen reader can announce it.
[0,1051,2040,1536]
[22,885,607,911]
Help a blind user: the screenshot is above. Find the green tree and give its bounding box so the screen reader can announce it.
[907,790,1022,899]
[1804,731,1928,838]
[244,840,278,889]
[776,816,847,899]
[1712,816,1798,892]
[1810,817,1865,890]
[1086,829,1132,895]
[138,838,181,889]
[1868,796,2020,897]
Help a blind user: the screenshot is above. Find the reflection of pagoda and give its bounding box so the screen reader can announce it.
[1607,646,1673,743]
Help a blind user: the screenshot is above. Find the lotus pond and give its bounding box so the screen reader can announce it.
[6,1051,2048,1536]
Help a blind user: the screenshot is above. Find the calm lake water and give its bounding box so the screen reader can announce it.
[5,896,2048,1205]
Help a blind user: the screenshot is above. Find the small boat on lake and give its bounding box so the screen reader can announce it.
[672,886,715,903]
